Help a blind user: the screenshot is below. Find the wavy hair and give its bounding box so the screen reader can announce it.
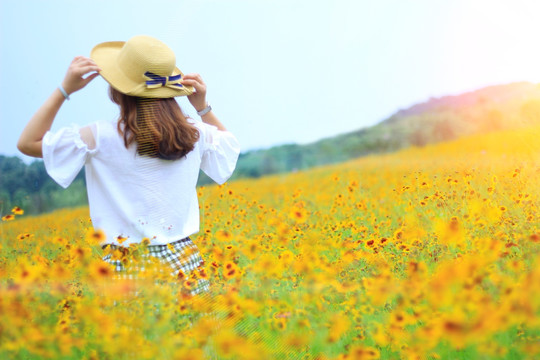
[109,86,200,160]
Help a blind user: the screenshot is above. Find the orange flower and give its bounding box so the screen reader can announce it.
[2,214,15,221]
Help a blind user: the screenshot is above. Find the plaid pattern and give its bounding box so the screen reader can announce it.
[101,237,210,297]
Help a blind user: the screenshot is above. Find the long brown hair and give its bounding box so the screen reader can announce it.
[109,86,200,160]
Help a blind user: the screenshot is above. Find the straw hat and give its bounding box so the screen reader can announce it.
[90,35,194,98]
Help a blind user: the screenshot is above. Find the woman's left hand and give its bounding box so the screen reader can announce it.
[180,73,208,112]
[61,56,101,95]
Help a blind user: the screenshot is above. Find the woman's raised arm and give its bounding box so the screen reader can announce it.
[17,56,100,157]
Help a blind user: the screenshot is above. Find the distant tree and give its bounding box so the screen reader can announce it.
[0,156,26,196]
[26,161,50,192]
[261,154,279,175]
[0,155,88,215]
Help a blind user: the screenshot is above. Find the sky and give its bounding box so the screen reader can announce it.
[2,0,540,163]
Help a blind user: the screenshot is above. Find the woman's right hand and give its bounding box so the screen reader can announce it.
[180,73,208,112]
[61,56,101,95]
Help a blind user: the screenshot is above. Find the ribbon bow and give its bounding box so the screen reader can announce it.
[144,71,184,89]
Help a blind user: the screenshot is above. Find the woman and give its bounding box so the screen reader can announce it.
[17,35,240,297]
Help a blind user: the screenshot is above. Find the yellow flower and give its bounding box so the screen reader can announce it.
[17,233,31,241]
[223,261,239,280]
[289,204,308,224]
[194,267,209,280]
[183,278,197,291]
[173,347,205,360]
[69,246,92,264]
[49,261,72,282]
[12,261,41,285]
[284,332,309,350]
[177,269,187,282]
[346,345,381,359]
[86,229,106,245]
[213,329,247,359]
[88,259,115,280]
[326,312,350,343]
[117,235,128,244]
[11,206,24,215]
[216,230,233,242]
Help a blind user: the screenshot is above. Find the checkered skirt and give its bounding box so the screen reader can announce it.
[101,237,210,297]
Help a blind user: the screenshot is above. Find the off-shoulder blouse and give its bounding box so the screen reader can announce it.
[42,119,240,246]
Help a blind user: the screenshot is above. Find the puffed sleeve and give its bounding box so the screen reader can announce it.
[199,122,241,185]
[42,124,97,189]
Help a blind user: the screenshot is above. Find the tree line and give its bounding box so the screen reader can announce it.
[0,156,88,216]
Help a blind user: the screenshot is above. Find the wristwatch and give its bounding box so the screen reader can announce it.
[197,103,212,116]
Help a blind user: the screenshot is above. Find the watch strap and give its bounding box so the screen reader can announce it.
[197,104,212,116]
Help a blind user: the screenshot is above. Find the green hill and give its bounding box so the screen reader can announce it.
[223,81,540,182]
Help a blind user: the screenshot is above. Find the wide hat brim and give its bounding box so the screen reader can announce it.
[90,40,194,98]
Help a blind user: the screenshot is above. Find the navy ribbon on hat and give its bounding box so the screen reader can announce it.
[144,71,184,89]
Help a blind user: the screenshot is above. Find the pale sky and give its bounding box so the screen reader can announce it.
[2,0,540,162]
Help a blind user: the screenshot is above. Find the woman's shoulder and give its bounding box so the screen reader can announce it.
[87,120,124,150]
[93,119,120,137]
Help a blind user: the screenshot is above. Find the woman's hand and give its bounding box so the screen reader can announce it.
[180,73,208,112]
[61,56,101,95]
[180,73,228,131]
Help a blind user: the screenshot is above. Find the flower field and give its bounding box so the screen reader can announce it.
[1,125,539,360]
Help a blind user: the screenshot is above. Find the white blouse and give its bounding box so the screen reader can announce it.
[42,119,240,246]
